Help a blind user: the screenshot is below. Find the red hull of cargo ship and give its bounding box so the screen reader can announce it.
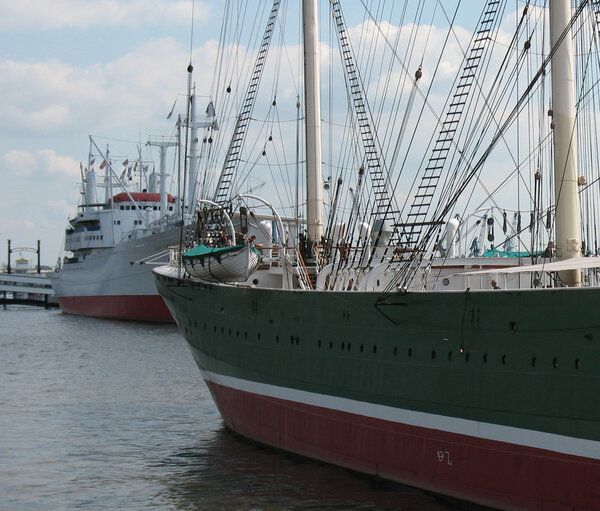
[206,379,600,511]
[58,295,173,322]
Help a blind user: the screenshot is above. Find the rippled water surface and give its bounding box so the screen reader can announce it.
[1,307,456,510]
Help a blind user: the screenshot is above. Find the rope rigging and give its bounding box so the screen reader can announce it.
[185,0,600,294]
[380,0,592,295]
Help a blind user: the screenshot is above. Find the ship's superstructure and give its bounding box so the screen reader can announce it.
[51,91,216,321]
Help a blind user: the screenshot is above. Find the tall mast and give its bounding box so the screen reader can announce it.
[303,0,324,246]
[187,92,200,213]
[550,0,581,286]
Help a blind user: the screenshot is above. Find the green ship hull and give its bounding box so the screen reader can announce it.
[155,266,600,510]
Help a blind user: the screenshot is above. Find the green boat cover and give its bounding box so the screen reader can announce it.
[183,243,261,259]
[483,248,542,258]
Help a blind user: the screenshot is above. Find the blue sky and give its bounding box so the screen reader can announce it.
[0,0,483,266]
[0,0,220,265]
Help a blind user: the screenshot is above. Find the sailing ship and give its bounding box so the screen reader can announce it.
[50,93,216,321]
[155,1,600,508]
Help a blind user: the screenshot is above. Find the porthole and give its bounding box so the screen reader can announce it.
[442,277,450,287]
[431,350,436,359]
[342,342,345,350]
[257,332,261,340]
[575,358,581,369]
[502,354,507,365]
[360,344,364,352]
[483,353,488,363]
[465,352,470,362]
[408,348,413,357]
[329,341,333,350]
[347,343,351,351]
[393,347,398,356]
[318,340,322,348]
[531,357,536,367]
[373,345,377,354]
[553,357,558,368]
[448,351,453,361]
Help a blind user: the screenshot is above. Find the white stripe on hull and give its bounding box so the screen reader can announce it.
[201,369,600,461]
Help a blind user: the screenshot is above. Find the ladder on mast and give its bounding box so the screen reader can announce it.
[329,0,396,222]
[212,0,281,205]
[398,0,502,248]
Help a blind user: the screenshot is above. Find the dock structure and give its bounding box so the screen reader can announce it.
[1,239,58,308]
[0,273,58,309]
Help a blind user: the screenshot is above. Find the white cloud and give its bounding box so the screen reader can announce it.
[0,36,211,139]
[39,149,80,177]
[0,218,36,233]
[2,149,79,178]
[0,60,105,136]
[29,104,70,128]
[2,150,38,176]
[46,199,73,217]
[0,0,210,31]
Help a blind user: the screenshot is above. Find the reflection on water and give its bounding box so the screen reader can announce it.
[163,428,454,511]
[1,307,457,511]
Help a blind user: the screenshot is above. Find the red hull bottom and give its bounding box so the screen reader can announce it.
[58,295,173,322]
[206,380,600,511]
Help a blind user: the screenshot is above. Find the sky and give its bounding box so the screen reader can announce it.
[0,0,486,267]
[0,0,222,266]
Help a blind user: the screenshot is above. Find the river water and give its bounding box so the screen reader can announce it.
[1,307,456,510]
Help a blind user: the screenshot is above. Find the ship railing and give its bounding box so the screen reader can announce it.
[444,255,600,291]
[169,247,182,267]
[292,246,313,290]
[314,244,371,269]
[249,243,312,289]
[313,245,324,272]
